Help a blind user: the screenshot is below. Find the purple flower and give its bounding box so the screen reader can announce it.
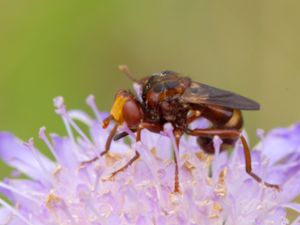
[0,95,299,225]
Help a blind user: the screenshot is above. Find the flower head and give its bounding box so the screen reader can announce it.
[0,95,299,225]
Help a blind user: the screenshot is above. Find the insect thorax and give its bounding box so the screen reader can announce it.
[141,72,191,127]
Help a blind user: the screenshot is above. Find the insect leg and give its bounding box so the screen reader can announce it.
[113,131,129,141]
[110,127,141,177]
[81,124,118,166]
[135,122,181,192]
[110,122,163,177]
[173,129,183,193]
[111,150,140,177]
[186,128,280,190]
[138,122,163,133]
[100,124,119,156]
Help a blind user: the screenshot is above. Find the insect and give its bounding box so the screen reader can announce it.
[83,65,280,192]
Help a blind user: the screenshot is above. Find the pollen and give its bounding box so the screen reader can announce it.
[52,165,62,177]
[46,191,63,209]
[214,168,228,197]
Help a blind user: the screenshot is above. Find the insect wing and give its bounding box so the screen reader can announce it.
[181,82,260,110]
[133,82,143,103]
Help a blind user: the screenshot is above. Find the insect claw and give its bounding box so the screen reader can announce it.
[102,115,113,129]
[264,182,281,192]
[101,174,115,182]
[173,185,181,194]
[80,156,99,167]
[100,150,108,156]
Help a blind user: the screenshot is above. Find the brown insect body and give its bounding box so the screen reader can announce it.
[136,71,245,153]
[82,68,280,192]
[140,71,191,128]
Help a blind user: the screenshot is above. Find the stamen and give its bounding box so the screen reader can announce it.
[0,182,40,204]
[24,137,50,175]
[53,96,65,113]
[86,95,101,121]
[160,123,173,138]
[256,128,265,140]
[54,100,92,160]
[68,110,93,127]
[163,123,178,155]
[212,136,222,180]
[137,143,164,209]
[93,172,101,193]
[93,165,103,192]
[53,97,76,144]
[274,161,300,171]
[62,116,76,144]
[39,127,59,161]
[214,168,227,197]
[46,191,76,224]
[77,185,101,220]
[283,203,300,213]
[0,198,34,225]
[53,96,94,148]
[66,116,95,147]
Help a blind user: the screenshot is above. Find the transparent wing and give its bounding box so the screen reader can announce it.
[181,82,260,110]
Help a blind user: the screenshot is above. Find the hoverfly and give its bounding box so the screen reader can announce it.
[83,65,279,192]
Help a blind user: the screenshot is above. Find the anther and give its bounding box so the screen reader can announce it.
[39,127,59,161]
[86,95,101,121]
[24,137,50,175]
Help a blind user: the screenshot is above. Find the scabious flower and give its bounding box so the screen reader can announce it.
[0,95,299,225]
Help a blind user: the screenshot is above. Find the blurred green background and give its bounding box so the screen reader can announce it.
[0,0,299,216]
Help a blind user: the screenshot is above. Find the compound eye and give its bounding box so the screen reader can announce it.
[122,100,143,128]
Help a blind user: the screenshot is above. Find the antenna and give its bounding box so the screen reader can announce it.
[118,64,137,82]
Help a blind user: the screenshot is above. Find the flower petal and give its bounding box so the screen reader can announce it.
[50,134,81,169]
[257,123,300,164]
[0,133,55,185]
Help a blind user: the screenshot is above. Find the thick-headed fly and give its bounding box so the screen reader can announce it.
[83,65,279,192]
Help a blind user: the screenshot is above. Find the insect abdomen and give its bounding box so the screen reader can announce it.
[197,107,244,154]
[224,109,243,130]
